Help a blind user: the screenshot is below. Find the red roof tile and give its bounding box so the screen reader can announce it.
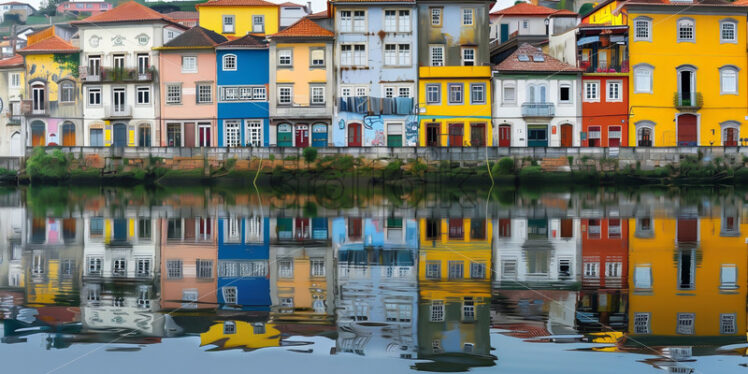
[494,43,582,73]
[307,9,328,19]
[196,0,278,7]
[19,35,78,54]
[0,54,23,68]
[491,2,576,16]
[164,11,198,20]
[217,33,267,48]
[271,17,333,38]
[72,1,183,26]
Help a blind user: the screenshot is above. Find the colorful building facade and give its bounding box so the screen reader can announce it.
[216,217,271,310]
[196,0,279,38]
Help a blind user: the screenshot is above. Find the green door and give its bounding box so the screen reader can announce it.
[277,123,292,147]
[387,123,402,147]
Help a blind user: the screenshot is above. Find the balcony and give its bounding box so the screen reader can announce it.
[105,105,132,118]
[83,67,155,83]
[674,92,703,111]
[338,96,415,115]
[580,61,629,74]
[521,102,555,117]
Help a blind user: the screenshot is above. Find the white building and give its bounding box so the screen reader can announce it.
[0,55,24,156]
[492,43,582,147]
[72,1,185,147]
[0,204,24,291]
[278,1,312,27]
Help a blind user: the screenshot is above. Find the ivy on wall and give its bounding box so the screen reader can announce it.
[53,53,80,78]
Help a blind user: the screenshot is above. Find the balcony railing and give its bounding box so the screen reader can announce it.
[521,102,555,117]
[83,67,155,83]
[338,96,415,115]
[580,61,629,73]
[674,92,703,111]
[105,105,132,118]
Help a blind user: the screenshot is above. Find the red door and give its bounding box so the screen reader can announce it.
[348,123,362,146]
[677,114,697,146]
[560,124,573,147]
[725,128,737,146]
[608,126,621,147]
[295,218,310,241]
[295,124,309,147]
[448,123,463,147]
[499,125,511,147]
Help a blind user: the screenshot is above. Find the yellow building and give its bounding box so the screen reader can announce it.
[200,321,281,350]
[627,216,746,345]
[620,1,748,146]
[196,0,279,37]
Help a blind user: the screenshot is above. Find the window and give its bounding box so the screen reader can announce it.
[462,48,475,66]
[88,87,101,106]
[197,84,212,103]
[220,86,265,101]
[136,86,150,104]
[310,48,325,67]
[470,262,485,279]
[278,49,292,66]
[425,261,440,279]
[137,54,149,76]
[720,265,737,289]
[311,86,325,104]
[584,81,600,102]
[222,286,237,304]
[197,259,213,279]
[448,83,463,104]
[222,54,236,71]
[352,10,366,32]
[677,313,695,334]
[60,81,74,103]
[634,312,650,334]
[225,120,240,147]
[182,289,198,309]
[426,84,440,104]
[223,15,235,33]
[252,15,264,33]
[470,83,485,104]
[634,266,652,289]
[246,120,262,146]
[339,10,352,32]
[166,260,183,279]
[311,258,325,277]
[384,44,410,66]
[278,86,292,104]
[430,45,444,66]
[223,321,236,334]
[721,19,737,43]
[721,314,737,334]
[166,84,181,104]
[634,17,651,41]
[384,10,397,31]
[136,258,151,277]
[558,83,571,103]
[522,19,529,29]
[181,56,197,73]
[503,81,516,103]
[634,65,653,93]
[88,257,102,275]
[607,80,622,101]
[340,44,366,66]
[448,261,464,279]
[430,7,442,26]
[9,72,19,88]
[720,66,738,94]
[606,262,622,277]
[138,219,151,239]
[584,262,599,277]
[677,18,694,42]
[462,8,474,26]
[430,300,444,321]
[279,258,293,278]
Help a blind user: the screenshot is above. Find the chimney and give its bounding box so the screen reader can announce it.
[307,1,312,13]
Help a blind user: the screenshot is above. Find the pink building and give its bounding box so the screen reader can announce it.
[157,26,227,147]
[56,1,111,15]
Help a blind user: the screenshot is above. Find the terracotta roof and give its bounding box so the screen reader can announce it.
[278,1,304,7]
[19,35,78,53]
[164,11,198,20]
[494,43,582,73]
[196,0,278,8]
[162,26,227,48]
[72,1,184,26]
[0,54,23,68]
[271,17,333,38]
[307,9,328,19]
[491,2,576,16]
[627,0,736,5]
[217,33,267,48]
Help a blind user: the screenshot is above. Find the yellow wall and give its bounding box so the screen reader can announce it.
[627,10,748,146]
[275,43,327,106]
[25,54,77,102]
[201,321,281,349]
[418,66,492,147]
[584,1,625,25]
[198,5,279,37]
[628,217,747,337]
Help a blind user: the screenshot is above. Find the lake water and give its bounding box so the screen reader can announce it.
[1,185,747,373]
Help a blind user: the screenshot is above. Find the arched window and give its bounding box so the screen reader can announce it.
[633,64,654,94]
[719,65,739,95]
[720,18,738,43]
[677,18,695,42]
[222,54,237,71]
[31,82,45,113]
[721,121,740,146]
[59,80,75,103]
[62,121,75,146]
[635,121,655,147]
[633,16,652,42]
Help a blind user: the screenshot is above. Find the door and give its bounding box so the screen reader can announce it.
[560,124,573,147]
[528,125,548,147]
[608,126,621,147]
[138,126,151,147]
[724,128,737,146]
[499,124,511,147]
[387,123,402,147]
[31,121,45,146]
[184,122,195,147]
[471,123,486,147]
[677,114,697,146]
[113,88,125,113]
[426,123,440,146]
[312,123,328,147]
[348,123,362,147]
[62,122,75,146]
[198,124,211,147]
[277,124,292,147]
[448,123,463,147]
[679,70,693,105]
[295,124,309,147]
[638,127,652,147]
[112,123,127,147]
[500,23,509,43]
[90,129,103,146]
[31,84,45,114]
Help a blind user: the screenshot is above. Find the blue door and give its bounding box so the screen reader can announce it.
[500,24,509,43]
[112,123,127,147]
[312,123,327,147]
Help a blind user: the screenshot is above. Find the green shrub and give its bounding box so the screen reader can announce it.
[302,147,318,163]
[410,159,428,175]
[268,154,275,161]
[383,159,403,179]
[26,147,70,181]
[492,157,515,176]
[332,155,354,170]
[0,168,15,177]
[224,157,237,170]
[518,166,543,179]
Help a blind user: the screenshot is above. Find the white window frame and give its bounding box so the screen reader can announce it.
[87,87,101,106]
[720,65,739,95]
[430,7,442,26]
[278,49,292,67]
[197,84,212,103]
[677,17,695,43]
[502,81,517,104]
[245,120,263,146]
[676,313,695,335]
[222,286,238,304]
[278,86,293,105]
[633,16,652,42]
[252,15,265,33]
[720,18,738,44]
[384,43,411,66]
[462,8,474,26]
[633,64,654,94]
[430,300,445,321]
[606,80,622,102]
[223,15,235,34]
[222,54,237,71]
[166,83,181,104]
[429,45,444,67]
[181,55,197,73]
[461,47,475,66]
[721,313,737,334]
[558,82,572,104]
[634,265,653,289]
[311,85,325,105]
[633,312,651,334]
[425,83,440,104]
[470,83,485,104]
[224,120,241,147]
[136,86,150,105]
[584,81,600,102]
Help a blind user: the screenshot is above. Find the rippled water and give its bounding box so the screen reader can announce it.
[1,185,748,373]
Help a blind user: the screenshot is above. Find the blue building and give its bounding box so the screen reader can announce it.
[216,35,270,147]
[217,217,271,311]
[331,0,419,147]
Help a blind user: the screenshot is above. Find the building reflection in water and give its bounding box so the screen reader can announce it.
[0,201,747,371]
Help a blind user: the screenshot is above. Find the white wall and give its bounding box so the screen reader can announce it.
[491,15,547,41]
